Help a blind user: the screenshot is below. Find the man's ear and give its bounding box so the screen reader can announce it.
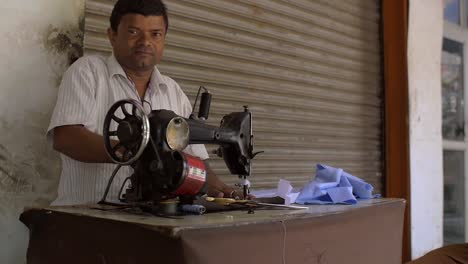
[107,28,116,47]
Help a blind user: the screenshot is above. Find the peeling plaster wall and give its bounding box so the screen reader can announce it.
[0,1,85,263]
[408,0,444,258]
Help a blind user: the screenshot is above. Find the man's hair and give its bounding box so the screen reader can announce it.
[110,0,168,32]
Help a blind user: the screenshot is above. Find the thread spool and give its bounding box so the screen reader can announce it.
[180,204,206,215]
[198,92,211,120]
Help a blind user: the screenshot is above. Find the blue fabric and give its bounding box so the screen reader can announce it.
[295,164,378,205]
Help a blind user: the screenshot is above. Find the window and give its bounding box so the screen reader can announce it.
[442,38,464,141]
[443,150,465,244]
[444,0,461,25]
[442,3,468,245]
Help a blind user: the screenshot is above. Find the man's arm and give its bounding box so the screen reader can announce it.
[53,125,114,163]
[54,125,250,197]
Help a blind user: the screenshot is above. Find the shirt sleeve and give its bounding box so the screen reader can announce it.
[47,57,97,142]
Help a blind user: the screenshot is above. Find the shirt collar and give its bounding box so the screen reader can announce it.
[106,54,127,78]
[148,65,167,93]
[106,54,168,94]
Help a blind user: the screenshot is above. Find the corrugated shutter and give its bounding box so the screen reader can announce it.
[84,0,383,192]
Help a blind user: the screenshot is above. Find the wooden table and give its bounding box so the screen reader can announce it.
[20,198,405,264]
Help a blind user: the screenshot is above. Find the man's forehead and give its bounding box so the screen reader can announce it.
[120,13,165,28]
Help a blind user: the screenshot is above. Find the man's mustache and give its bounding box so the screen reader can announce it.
[133,46,154,55]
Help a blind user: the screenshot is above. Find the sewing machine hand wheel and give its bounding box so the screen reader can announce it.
[103,99,150,165]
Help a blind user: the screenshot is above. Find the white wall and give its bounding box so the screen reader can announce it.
[0,1,85,263]
[408,0,444,259]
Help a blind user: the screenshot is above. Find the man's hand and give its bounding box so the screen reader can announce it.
[53,125,115,163]
[207,187,255,200]
[204,162,255,199]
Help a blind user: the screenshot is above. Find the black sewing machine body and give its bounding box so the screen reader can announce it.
[102,99,257,209]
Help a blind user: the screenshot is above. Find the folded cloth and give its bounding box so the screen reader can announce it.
[295,164,377,205]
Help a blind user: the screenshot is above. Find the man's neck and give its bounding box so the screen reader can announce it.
[123,67,153,99]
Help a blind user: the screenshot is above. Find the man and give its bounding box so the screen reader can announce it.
[48,0,240,205]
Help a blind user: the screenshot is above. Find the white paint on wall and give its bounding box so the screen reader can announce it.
[408,0,444,259]
[0,1,85,263]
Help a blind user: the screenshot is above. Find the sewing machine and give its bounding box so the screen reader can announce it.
[101,89,259,214]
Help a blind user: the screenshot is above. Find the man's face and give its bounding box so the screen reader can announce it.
[108,14,166,72]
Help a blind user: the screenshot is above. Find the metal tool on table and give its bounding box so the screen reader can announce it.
[100,86,262,215]
[205,197,309,210]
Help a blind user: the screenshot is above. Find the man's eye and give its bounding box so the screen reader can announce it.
[128,29,137,34]
[153,32,163,37]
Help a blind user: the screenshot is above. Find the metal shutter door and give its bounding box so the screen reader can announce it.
[84,0,383,192]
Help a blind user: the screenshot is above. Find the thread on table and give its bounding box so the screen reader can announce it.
[280,220,287,264]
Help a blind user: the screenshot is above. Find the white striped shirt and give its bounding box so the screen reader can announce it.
[47,55,209,205]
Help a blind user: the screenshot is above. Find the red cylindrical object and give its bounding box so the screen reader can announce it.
[174,153,206,196]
